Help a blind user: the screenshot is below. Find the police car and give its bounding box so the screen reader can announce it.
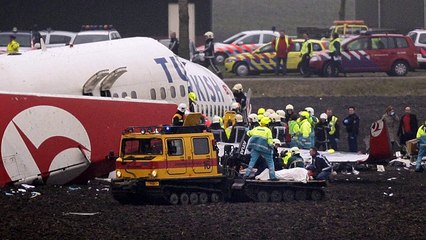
[309,33,417,77]
[72,25,121,45]
[224,39,327,76]
[197,30,280,65]
[40,30,76,48]
[407,29,426,68]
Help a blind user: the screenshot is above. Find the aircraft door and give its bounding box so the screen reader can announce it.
[166,138,187,175]
[191,137,213,174]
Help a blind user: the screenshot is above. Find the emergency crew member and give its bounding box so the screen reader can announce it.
[7,35,20,54]
[305,107,318,147]
[415,118,426,172]
[298,111,313,149]
[343,106,360,152]
[248,113,259,129]
[244,117,278,180]
[284,104,295,124]
[188,87,197,112]
[232,83,247,115]
[300,33,313,77]
[288,114,300,147]
[326,108,340,150]
[287,147,305,168]
[271,31,293,76]
[169,32,179,55]
[172,103,187,126]
[315,113,330,151]
[203,31,222,78]
[307,147,332,180]
[31,24,42,49]
[329,32,343,77]
[397,106,418,146]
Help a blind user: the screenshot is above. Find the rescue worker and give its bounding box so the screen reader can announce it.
[232,83,247,114]
[230,102,241,114]
[31,24,42,49]
[203,31,222,79]
[248,113,259,129]
[326,108,340,151]
[343,106,360,152]
[257,108,266,119]
[329,32,343,77]
[172,103,187,126]
[7,35,20,55]
[381,106,400,153]
[288,114,300,147]
[300,33,313,77]
[244,117,278,180]
[284,104,295,124]
[210,115,227,142]
[298,111,313,149]
[307,147,332,180]
[276,110,286,122]
[272,139,284,170]
[305,107,318,147]
[315,113,330,151]
[271,30,293,76]
[287,147,305,168]
[188,86,197,112]
[168,32,179,55]
[228,114,246,143]
[398,106,418,146]
[415,118,426,172]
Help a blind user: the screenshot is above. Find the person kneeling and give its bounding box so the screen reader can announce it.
[306,147,332,180]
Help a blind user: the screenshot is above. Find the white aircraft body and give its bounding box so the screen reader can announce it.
[0,37,235,186]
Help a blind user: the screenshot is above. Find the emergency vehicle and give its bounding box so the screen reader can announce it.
[224,39,327,76]
[407,29,426,68]
[71,25,121,45]
[310,33,417,77]
[329,20,368,39]
[110,113,327,204]
[197,30,279,65]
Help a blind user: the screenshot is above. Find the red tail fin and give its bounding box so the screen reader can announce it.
[360,119,393,164]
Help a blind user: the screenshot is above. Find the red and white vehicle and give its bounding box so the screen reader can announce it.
[197,30,279,64]
[309,33,417,77]
[0,37,235,186]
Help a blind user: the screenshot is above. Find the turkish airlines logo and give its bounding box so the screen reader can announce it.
[371,120,384,138]
[1,106,91,184]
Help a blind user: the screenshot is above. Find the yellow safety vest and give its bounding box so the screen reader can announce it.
[275,36,289,51]
[329,38,341,53]
[248,126,273,145]
[282,151,292,165]
[7,40,20,54]
[299,119,312,138]
[328,116,338,135]
[300,39,312,56]
[417,125,426,138]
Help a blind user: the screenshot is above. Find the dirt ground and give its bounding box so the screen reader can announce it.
[0,96,425,240]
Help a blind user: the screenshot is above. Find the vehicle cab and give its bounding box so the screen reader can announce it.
[329,20,368,39]
[71,25,121,45]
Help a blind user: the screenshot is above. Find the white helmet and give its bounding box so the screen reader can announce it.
[263,111,271,118]
[204,31,214,38]
[231,102,240,110]
[248,113,258,123]
[290,147,300,154]
[178,103,187,112]
[235,114,243,123]
[320,113,328,120]
[305,107,314,116]
[212,115,221,123]
[232,83,243,92]
[266,108,275,114]
[272,139,281,145]
[285,104,294,110]
[269,113,280,122]
[276,110,285,117]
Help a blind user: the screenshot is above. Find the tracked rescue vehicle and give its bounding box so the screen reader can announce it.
[111,113,327,204]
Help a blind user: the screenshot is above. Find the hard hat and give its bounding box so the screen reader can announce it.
[305,107,314,116]
[300,111,310,119]
[274,113,282,122]
[212,115,221,123]
[266,108,275,114]
[257,108,265,115]
[178,103,187,112]
[231,102,240,110]
[272,139,281,145]
[320,113,328,119]
[290,147,300,154]
[285,104,294,110]
[204,31,214,38]
[260,116,270,126]
[248,113,258,123]
[269,113,280,122]
[235,114,243,123]
[232,83,243,92]
[276,110,285,117]
[263,111,271,118]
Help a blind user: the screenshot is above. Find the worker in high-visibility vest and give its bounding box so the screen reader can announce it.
[326,108,340,151]
[329,32,343,77]
[271,30,293,76]
[300,33,313,77]
[415,118,426,172]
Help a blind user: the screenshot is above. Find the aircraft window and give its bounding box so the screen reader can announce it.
[160,87,166,99]
[170,86,176,98]
[180,85,186,97]
[200,105,204,115]
[122,92,128,98]
[113,93,119,98]
[131,91,137,99]
[150,89,156,100]
[193,138,209,155]
[213,105,217,116]
[205,105,209,116]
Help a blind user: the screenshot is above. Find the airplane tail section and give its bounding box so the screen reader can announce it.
[360,119,393,165]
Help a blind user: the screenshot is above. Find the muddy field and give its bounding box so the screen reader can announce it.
[0,95,425,240]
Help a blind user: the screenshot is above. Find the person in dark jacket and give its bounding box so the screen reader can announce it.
[343,106,360,152]
[315,113,330,151]
[203,31,222,78]
[307,147,332,180]
[398,106,418,146]
[329,32,344,77]
[326,108,340,150]
[168,32,179,55]
[271,30,293,76]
